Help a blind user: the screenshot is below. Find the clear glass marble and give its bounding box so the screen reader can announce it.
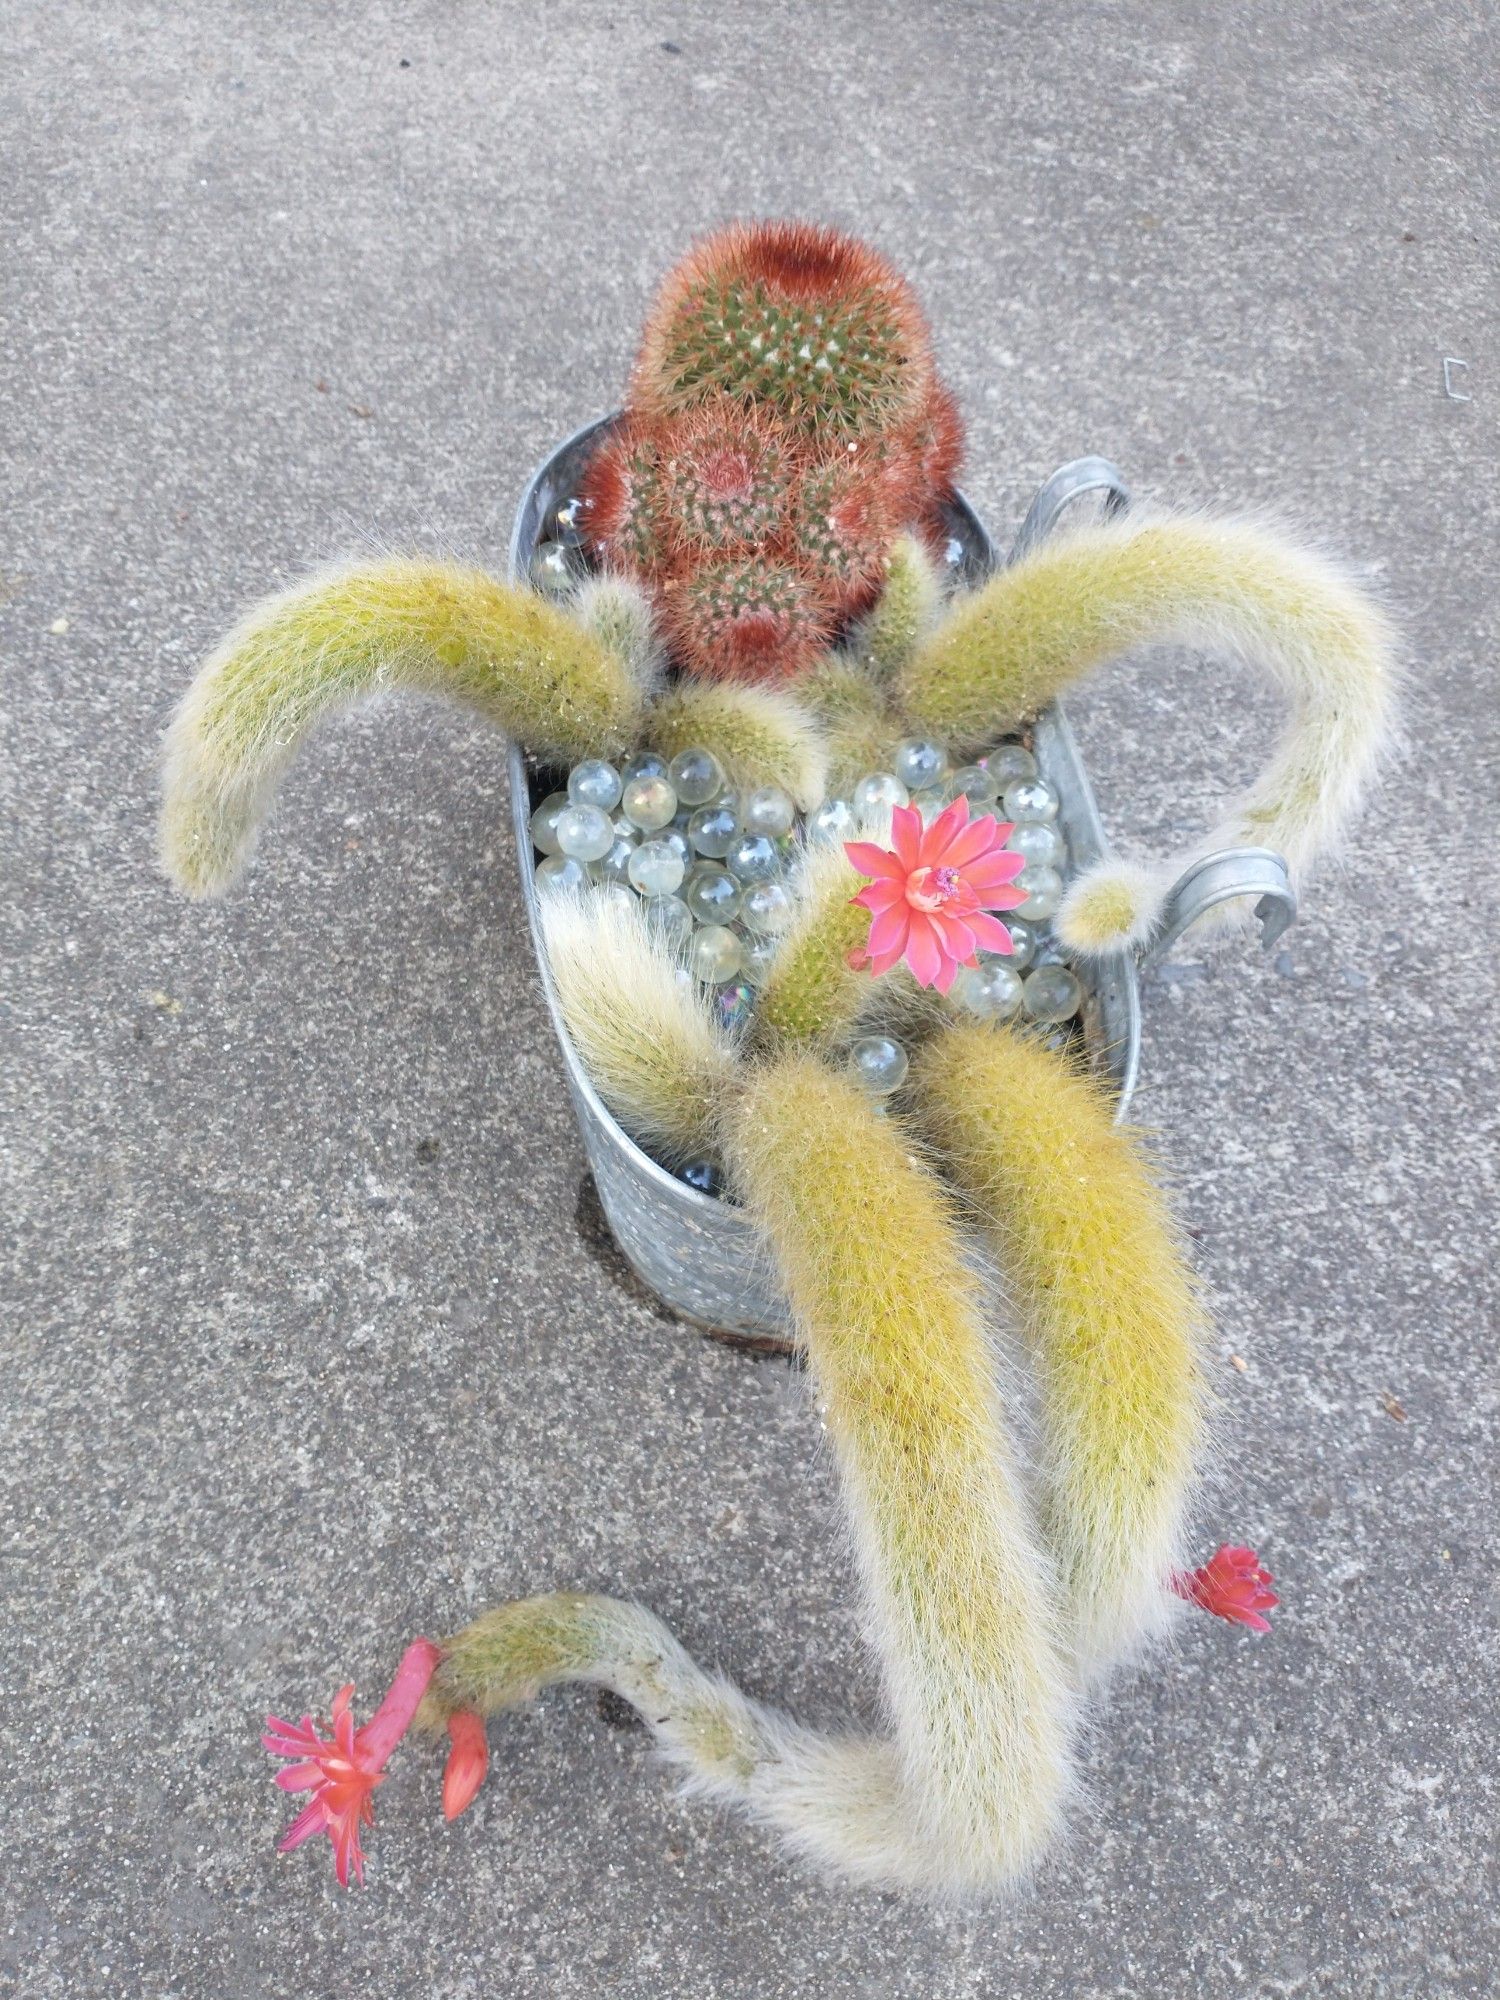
[725,833,781,884]
[853,771,909,817]
[628,838,687,898]
[985,742,1037,786]
[658,828,692,870]
[555,802,616,863]
[592,834,638,887]
[621,774,678,832]
[690,925,743,984]
[688,802,739,859]
[529,790,572,857]
[554,495,587,544]
[536,853,590,895]
[849,1035,909,1095]
[808,797,855,844]
[668,747,724,807]
[912,789,948,824]
[955,961,1023,1018]
[678,1158,722,1197]
[1013,865,1064,920]
[893,738,947,793]
[1003,776,1060,823]
[715,979,756,1033]
[740,880,792,934]
[621,750,668,784]
[741,785,796,839]
[530,541,574,594]
[948,764,1000,807]
[684,865,742,925]
[1006,820,1066,870]
[644,896,694,953]
[568,758,623,812]
[995,916,1037,970]
[739,933,780,984]
[1022,962,1083,1023]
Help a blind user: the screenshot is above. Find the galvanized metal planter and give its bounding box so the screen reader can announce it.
[507,418,1295,1344]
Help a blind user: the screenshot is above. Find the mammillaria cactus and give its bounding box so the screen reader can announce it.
[156,220,1395,1896]
[586,220,966,681]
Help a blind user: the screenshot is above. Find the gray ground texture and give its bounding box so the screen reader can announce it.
[3,4,1497,1996]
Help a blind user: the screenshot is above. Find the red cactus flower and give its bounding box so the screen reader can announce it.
[845,797,1026,991]
[262,1638,441,1886]
[1172,1544,1278,1633]
[442,1709,491,1821]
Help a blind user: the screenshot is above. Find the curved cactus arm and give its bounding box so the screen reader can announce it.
[845,533,948,680]
[725,1054,1074,1888]
[798,651,901,796]
[752,838,872,1048]
[914,1023,1208,1676]
[896,513,1398,952]
[419,1052,1073,1892]
[419,1593,923,1885]
[160,558,647,898]
[539,889,737,1168]
[645,677,829,812]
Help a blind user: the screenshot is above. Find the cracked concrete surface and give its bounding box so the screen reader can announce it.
[2,4,1496,1995]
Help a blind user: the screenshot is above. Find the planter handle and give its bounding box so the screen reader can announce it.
[1139,848,1298,970]
[1008,455,1130,564]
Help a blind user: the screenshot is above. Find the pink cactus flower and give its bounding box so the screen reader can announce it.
[845,797,1026,991]
[442,1709,491,1821]
[1172,1544,1279,1633]
[262,1637,441,1886]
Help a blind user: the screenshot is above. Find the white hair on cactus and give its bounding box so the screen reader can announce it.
[904,508,1399,955]
[538,886,735,1168]
[1055,857,1169,957]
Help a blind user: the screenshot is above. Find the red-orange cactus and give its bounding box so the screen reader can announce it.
[632,220,937,438]
[583,221,964,682]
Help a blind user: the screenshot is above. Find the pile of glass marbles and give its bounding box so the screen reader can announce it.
[529,734,1087,1067]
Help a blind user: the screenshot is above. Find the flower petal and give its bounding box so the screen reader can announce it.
[889,804,923,870]
[843,840,904,883]
[904,919,942,988]
[277,1798,330,1854]
[917,796,968,864]
[867,904,911,962]
[967,913,1015,955]
[357,1639,442,1770]
[941,813,1006,868]
[852,879,905,913]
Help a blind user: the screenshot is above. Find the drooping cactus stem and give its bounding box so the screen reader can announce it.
[160,558,646,898]
[914,1023,1208,1674]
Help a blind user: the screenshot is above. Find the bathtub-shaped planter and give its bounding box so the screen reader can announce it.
[508,418,1296,1345]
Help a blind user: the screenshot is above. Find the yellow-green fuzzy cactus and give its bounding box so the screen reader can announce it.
[645,678,829,811]
[846,533,947,679]
[915,1023,1207,1674]
[753,840,873,1048]
[799,652,900,793]
[422,1054,1074,1894]
[726,1053,1073,1884]
[539,888,736,1167]
[160,558,646,897]
[898,511,1397,953]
